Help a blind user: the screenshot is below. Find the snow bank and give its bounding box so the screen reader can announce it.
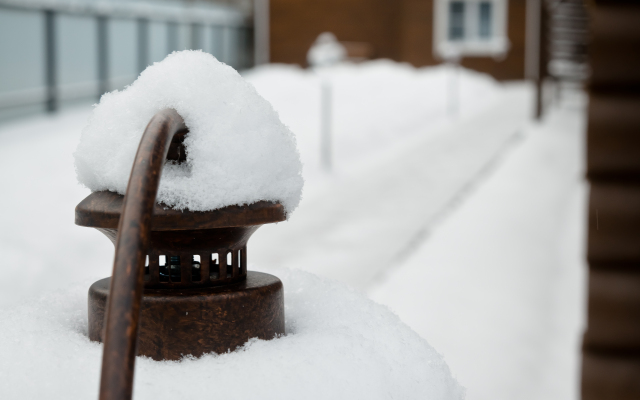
[0,267,464,400]
[74,50,303,215]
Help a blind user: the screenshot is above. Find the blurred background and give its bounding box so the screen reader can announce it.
[4,0,637,400]
[0,0,588,120]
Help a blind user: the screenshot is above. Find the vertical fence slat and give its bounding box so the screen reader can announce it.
[44,9,57,112]
[167,21,178,55]
[96,15,108,99]
[190,23,201,50]
[137,18,148,74]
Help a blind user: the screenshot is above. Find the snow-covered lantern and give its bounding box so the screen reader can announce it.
[76,164,287,360]
[73,52,303,399]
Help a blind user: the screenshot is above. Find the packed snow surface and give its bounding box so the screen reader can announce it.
[0,267,464,400]
[74,50,303,214]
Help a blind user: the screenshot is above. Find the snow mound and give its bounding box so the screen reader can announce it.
[74,50,304,215]
[0,267,464,400]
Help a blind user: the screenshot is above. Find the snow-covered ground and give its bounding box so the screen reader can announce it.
[243,61,502,184]
[0,61,587,400]
[370,95,588,400]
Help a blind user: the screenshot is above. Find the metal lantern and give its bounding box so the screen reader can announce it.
[75,109,285,400]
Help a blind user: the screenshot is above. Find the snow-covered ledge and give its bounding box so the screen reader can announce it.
[0,267,465,399]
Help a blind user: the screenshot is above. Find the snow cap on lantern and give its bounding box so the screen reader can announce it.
[74,50,304,216]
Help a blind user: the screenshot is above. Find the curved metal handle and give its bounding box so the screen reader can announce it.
[99,109,186,400]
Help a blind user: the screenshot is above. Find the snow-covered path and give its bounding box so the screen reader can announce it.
[251,84,532,290]
[370,98,587,400]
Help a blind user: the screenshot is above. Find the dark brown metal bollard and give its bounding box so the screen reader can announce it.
[75,109,285,400]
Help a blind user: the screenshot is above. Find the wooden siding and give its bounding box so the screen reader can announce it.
[270,0,527,80]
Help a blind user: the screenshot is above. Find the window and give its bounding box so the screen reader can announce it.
[478,2,492,39]
[449,2,466,40]
[434,0,509,59]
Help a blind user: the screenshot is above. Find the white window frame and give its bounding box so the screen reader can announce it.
[433,0,510,60]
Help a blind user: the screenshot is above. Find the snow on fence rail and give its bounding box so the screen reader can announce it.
[0,0,253,115]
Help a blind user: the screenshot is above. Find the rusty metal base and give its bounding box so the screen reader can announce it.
[88,271,284,361]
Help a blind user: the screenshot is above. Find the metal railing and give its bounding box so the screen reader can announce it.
[0,0,253,113]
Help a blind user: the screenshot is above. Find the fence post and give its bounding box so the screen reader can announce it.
[253,0,269,66]
[320,78,332,172]
[137,18,149,73]
[190,23,201,50]
[535,0,547,120]
[44,9,57,112]
[222,26,231,66]
[212,25,223,61]
[167,21,178,54]
[97,15,109,99]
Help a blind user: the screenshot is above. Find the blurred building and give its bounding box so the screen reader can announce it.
[270,0,561,81]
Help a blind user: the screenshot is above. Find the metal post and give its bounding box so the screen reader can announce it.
[526,0,545,120]
[167,21,178,55]
[137,18,148,74]
[222,26,231,66]
[244,26,255,69]
[320,78,332,172]
[212,25,223,61]
[44,10,57,113]
[537,0,547,120]
[448,59,460,118]
[253,0,269,66]
[97,15,109,99]
[190,23,201,50]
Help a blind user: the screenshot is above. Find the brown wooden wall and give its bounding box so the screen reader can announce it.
[270,0,527,80]
[270,0,402,64]
[582,1,640,399]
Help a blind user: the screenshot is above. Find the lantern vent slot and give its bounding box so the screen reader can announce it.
[140,248,247,288]
[164,255,182,283]
[191,255,201,282]
[210,253,220,280]
[159,255,169,282]
[226,251,233,278]
[191,254,202,282]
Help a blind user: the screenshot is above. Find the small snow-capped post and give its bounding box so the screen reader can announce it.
[442,47,462,118]
[307,32,346,173]
[73,51,303,400]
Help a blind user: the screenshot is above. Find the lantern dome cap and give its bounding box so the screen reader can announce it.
[75,190,285,231]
